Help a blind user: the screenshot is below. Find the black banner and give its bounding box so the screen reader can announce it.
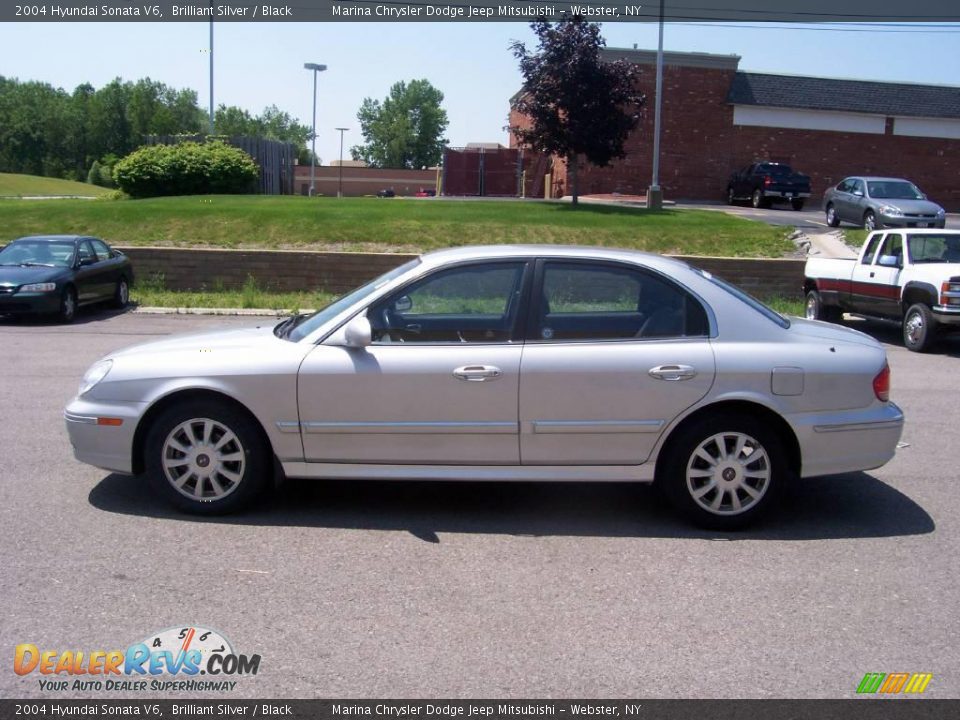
[1,700,959,719]
[4,0,960,23]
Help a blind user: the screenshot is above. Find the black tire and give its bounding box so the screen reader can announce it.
[863,210,879,232]
[791,199,805,211]
[902,303,937,353]
[144,399,271,514]
[58,285,77,323]
[658,413,788,530]
[751,189,768,209]
[726,187,736,205]
[825,204,841,228]
[113,276,130,309]
[805,289,842,323]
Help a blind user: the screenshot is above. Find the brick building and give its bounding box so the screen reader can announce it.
[508,48,960,211]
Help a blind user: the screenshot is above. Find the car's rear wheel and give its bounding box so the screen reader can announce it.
[903,303,937,353]
[726,187,736,205]
[145,400,271,514]
[659,413,787,530]
[863,210,878,232]
[751,190,768,209]
[59,286,77,323]
[791,199,805,211]
[825,204,840,227]
[805,289,842,323]
[113,277,129,309]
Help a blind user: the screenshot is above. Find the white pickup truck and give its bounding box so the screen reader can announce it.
[804,228,960,352]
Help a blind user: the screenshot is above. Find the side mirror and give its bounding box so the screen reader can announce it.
[79,257,97,267]
[343,315,372,348]
[393,295,412,312]
[853,190,864,197]
[877,254,900,268]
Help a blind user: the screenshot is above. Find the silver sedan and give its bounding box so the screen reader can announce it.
[65,246,904,529]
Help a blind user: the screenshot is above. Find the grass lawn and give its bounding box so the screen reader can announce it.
[0,172,112,198]
[0,195,794,257]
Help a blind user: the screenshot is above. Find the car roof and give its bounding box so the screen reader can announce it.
[419,244,694,274]
[12,235,93,243]
[849,176,916,183]
[886,228,959,235]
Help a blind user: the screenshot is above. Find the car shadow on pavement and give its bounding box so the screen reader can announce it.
[89,471,933,542]
[0,305,134,327]
[841,316,960,358]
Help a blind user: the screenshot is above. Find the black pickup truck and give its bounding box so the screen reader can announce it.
[726,162,812,210]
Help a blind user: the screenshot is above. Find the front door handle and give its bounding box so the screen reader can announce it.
[649,364,697,381]
[453,365,502,382]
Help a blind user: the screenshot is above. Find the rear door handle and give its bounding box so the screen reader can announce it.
[649,364,697,381]
[453,365,502,382]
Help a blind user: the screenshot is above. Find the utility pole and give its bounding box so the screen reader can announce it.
[208,0,214,135]
[647,0,665,211]
[335,127,349,198]
[303,63,328,196]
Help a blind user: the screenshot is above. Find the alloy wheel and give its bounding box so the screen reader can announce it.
[161,418,246,501]
[685,431,771,516]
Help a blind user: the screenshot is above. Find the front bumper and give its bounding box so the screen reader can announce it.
[0,290,60,315]
[64,396,146,475]
[879,214,945,229]
[932,306,960,326]
[791,402,904,478]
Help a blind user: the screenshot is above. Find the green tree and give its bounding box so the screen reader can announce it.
[351,79,449,169]
[510,18,644,205]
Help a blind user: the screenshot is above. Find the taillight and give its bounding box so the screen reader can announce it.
[873,362,891,402]
[764,176,772,186]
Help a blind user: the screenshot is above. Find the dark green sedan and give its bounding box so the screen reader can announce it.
[0,235,134,322]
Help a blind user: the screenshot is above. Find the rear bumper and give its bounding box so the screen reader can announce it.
[64,396,145,475]
[762,190,811,199]
[791,402,904,478]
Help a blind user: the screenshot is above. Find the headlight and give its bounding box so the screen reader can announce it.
[19,282,57,292]
[79,360,113,396]
[937,208,946,217]
[879,205,902,217]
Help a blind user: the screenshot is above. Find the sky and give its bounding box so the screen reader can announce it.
[1,20,959,165]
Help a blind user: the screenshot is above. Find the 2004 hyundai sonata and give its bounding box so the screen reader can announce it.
[65,246,904,528]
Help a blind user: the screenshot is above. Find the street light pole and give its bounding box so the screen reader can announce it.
[303,62,327,197]
[335,127,349,198]
[208,0,214,135]
[647,0,665,210]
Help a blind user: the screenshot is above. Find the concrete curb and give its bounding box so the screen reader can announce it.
[132,306,313,317]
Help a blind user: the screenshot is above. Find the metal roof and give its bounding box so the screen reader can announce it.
[728,71,960,120]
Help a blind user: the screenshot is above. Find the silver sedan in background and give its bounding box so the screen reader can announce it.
[65,246,904,529]
[823,176,946,231]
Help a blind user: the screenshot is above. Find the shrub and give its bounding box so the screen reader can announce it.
[113,141,259,198]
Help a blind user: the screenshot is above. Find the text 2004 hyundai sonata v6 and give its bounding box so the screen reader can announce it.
[65,246,904,528]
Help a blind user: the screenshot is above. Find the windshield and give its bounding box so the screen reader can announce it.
[286,259,420,342]
[867,181,924,200]
[701,271,790,328]
[758,164,791,176]
[0,240,75,267]
[908,234,960,264]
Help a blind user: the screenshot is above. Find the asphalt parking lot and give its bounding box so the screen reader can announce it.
[680,201,960,232]
[1,310,958,699]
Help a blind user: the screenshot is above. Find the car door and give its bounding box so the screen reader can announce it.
[73,240,102,303]
[846,179,869,224]
[866,233,904,318]
[297,260,530,465]
[519,260,716,466]
[89,239,121,300]
[831,179,854,221]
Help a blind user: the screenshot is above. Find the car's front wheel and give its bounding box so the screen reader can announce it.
[903,303,937,353]
[726,187,736,205]
[825,204,840,228]
[863,210,879,232]
[659,413,787,529]
[59,286,77,323]
[145,400,271,514]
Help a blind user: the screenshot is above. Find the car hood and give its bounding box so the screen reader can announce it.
[0,265,68,287]
[872,198,942,214]
[787,317,881,348]
[110,323,284,358]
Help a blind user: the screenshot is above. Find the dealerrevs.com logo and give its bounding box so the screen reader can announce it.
[14,626,260,693]
[856,672,933,695]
